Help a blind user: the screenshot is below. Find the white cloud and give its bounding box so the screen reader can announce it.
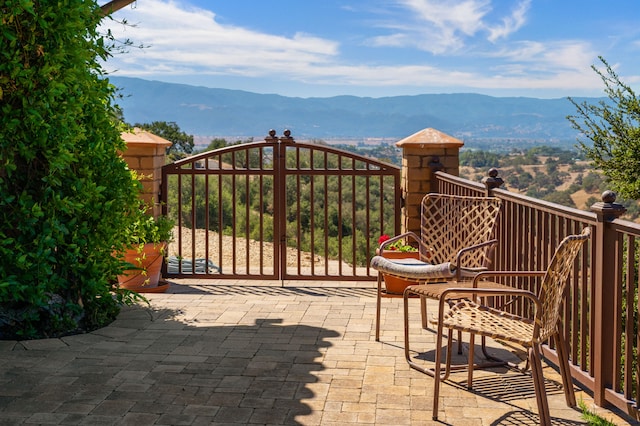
[489,40,595,73]
[486,0,530,42]
[300,62,599,93]
[402,0,491,36]
[100,0,617,97]
[370,0,532,54]
[102,0,339,77]
[369,0,491,54]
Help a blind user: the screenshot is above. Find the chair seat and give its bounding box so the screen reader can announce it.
[436,299,535,346]
[405,280,513,299]
[403,280,521,378]
[371,256,486,281]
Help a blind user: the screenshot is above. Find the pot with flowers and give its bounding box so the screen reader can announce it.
[376,234,420,294]
[117,204,174,293]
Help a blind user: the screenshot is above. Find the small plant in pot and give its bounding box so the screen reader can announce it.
[377,234,419,254]
[376,234,420,294]
[117,204,174,293]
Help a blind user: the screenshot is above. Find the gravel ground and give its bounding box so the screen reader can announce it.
[167,227,353,273]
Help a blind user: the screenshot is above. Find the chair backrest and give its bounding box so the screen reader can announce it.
[536,227,591,342]
[420,193,502,268]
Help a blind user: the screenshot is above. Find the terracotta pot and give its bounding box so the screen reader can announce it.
[117,242,167,292]
[378,250,420,294]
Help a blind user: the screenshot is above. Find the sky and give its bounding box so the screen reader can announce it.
[100,0,640,99]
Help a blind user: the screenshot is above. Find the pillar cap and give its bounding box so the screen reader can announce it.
[395,128,464,149]
[121,128,172,148]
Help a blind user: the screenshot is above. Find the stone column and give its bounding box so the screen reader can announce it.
[120,128,172,217]
[396,128,464,235]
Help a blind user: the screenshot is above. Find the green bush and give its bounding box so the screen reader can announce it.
[125,203,175,246]
[569,57,640,200]
[0,2,141,339]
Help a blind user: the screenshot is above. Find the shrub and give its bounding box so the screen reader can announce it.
[0,2,141,339]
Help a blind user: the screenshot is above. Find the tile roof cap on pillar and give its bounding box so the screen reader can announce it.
[395,128,464,149]
[121,128,172,147]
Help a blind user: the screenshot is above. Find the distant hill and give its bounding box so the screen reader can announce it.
[110,76,602,150]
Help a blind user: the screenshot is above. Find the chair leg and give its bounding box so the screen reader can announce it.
[403,288,412,360]
[432,319,446,420]
[420,296,428,329]
[529,344,551,426]
[420,295,457,353]
[404,287,453,379]
[467,333,475,388]
[375,272,382,341]
[553,329,576,407]
[404,288,430,374]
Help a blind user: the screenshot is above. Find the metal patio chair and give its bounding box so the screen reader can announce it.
[425,227,590,425]
[371,193,502,341]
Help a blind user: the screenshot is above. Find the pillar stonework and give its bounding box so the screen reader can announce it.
[396,128,463,236]
[120,128,172,218]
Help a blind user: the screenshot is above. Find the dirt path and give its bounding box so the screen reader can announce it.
[168,227,353,273]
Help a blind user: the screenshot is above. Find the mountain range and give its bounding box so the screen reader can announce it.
[110,76,601,149]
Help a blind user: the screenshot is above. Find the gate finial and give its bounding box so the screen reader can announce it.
[265,129,278,142]
[280,129,294,143]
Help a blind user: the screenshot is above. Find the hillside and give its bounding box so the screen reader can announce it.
[109,76,602,151]
[462,160,594,209]
[459,148,640,221]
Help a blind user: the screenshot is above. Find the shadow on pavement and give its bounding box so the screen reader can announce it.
[0,304,339,425]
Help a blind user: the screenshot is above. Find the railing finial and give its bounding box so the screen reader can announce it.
[590,190,626,222]
[482,168,504,191]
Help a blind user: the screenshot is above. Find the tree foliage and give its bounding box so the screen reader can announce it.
[133,121,194,161]
[194,137,253,154]
[204,138,230,151]
[459,150,501,168]
[0,1,141,338]
[568,57,640,199]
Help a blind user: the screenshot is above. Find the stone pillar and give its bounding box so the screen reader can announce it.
[396,128,464,235]
[120,128,172,217]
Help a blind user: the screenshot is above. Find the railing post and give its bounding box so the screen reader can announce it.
[427,156,445,192]
[268,129,288,279]
[396,128,463,237]
[482,167,504,196]
[590,190,626,406]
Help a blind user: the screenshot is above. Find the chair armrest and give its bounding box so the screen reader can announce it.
[471,270,546,286]
[453,239,498,280]
[454,239,498,262]
[437,286,542,318]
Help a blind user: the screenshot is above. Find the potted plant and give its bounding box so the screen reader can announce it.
[376,234,420,294]
[117,204,174,293]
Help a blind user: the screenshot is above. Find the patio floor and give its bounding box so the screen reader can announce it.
[0,279,633,425]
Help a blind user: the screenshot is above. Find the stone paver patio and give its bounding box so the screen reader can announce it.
[0,279,633,425]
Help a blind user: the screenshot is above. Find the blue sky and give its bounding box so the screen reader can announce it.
[101,0,640,99]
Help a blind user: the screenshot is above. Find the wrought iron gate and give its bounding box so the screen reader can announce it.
[161,130,400,280]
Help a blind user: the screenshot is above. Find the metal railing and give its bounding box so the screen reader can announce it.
[161,130,400,280]
[435,170,639,420]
